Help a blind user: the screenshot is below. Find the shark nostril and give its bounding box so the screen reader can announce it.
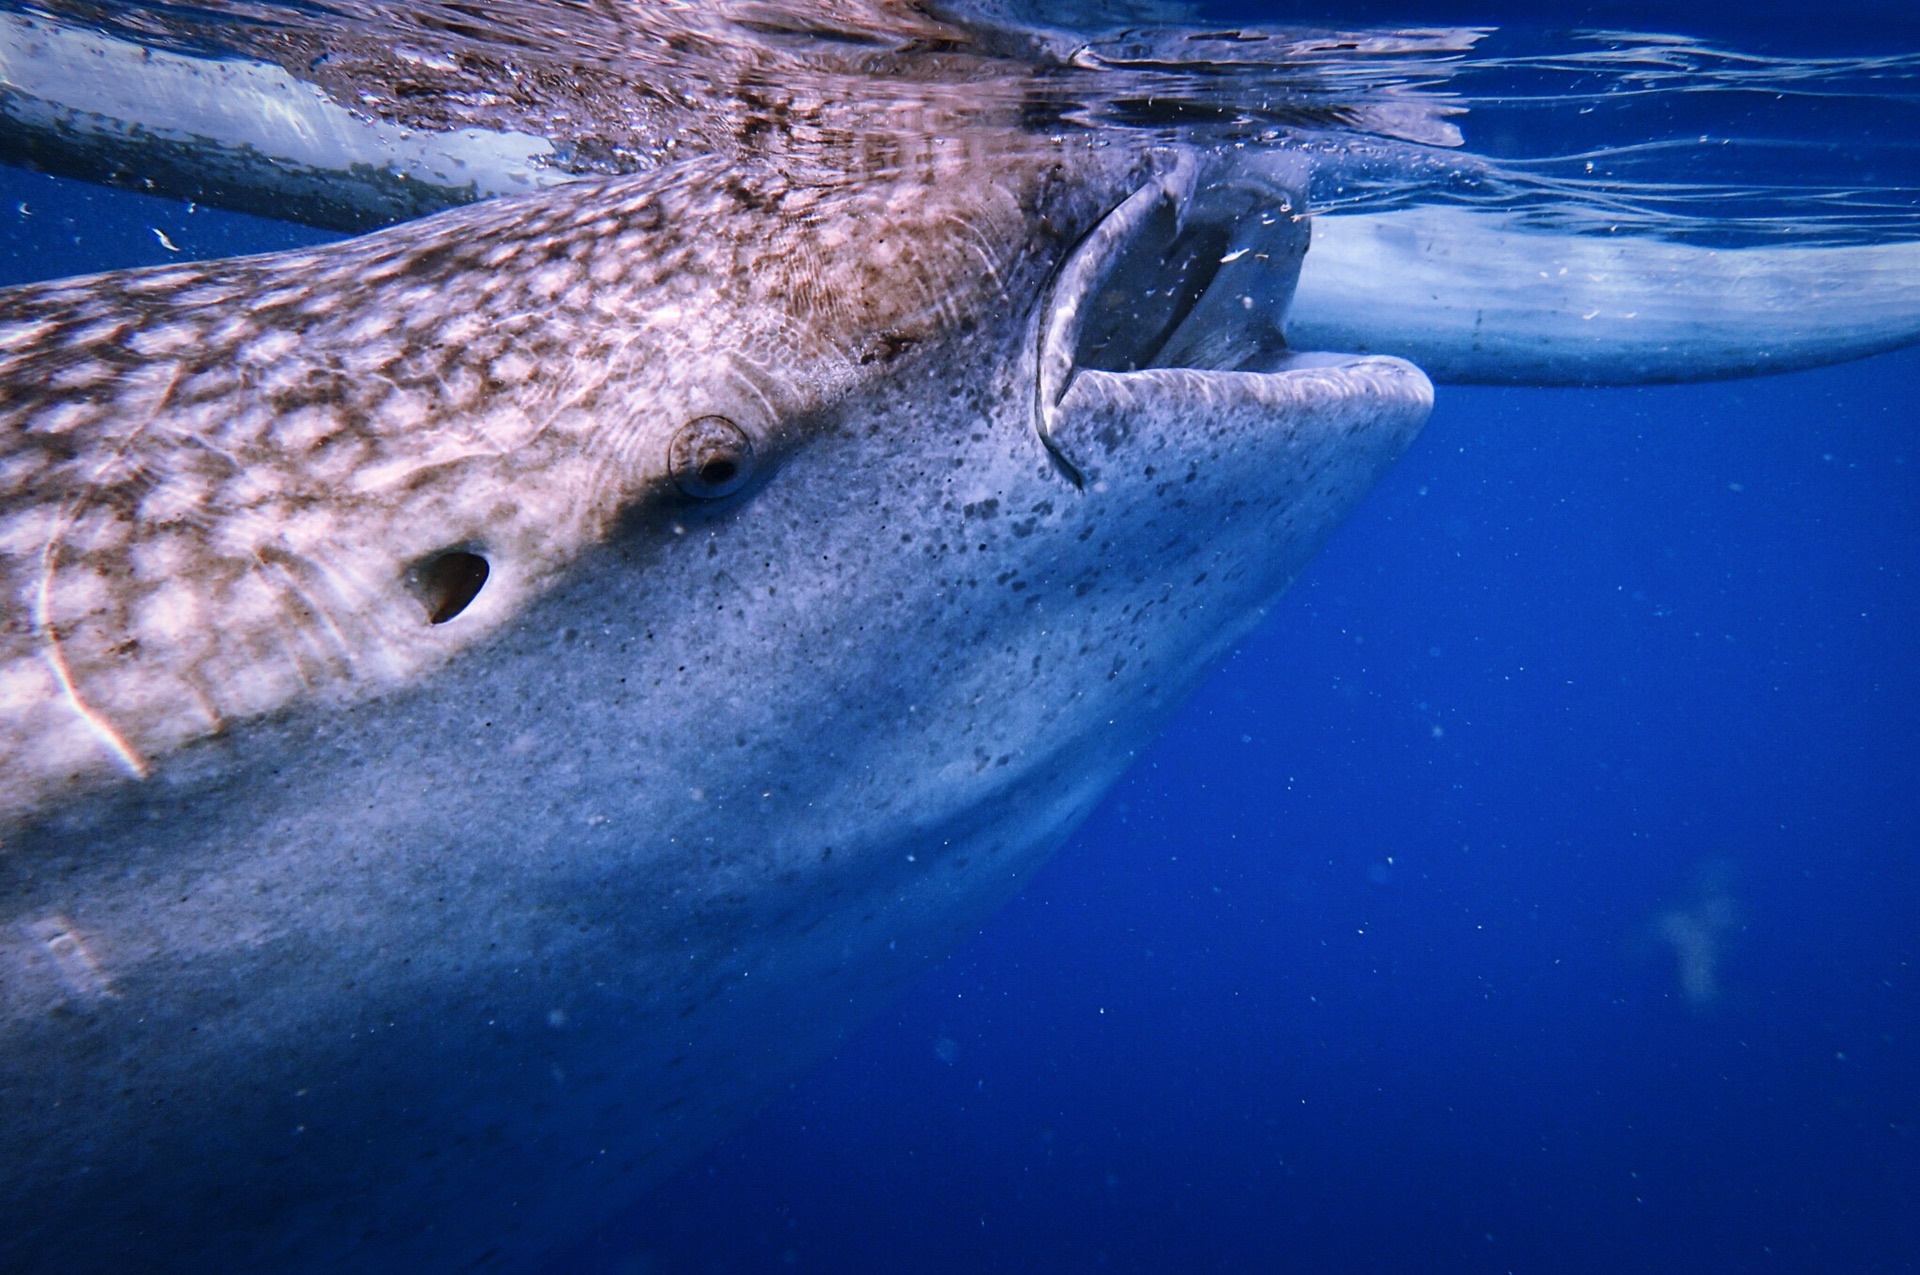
[416,550,490,624]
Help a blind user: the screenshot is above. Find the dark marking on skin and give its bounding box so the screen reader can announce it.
[723,176,778,211]
[418,550,490,624]
[860,330,918,364]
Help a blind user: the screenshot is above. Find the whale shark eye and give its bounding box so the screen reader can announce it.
[413,549,490,624]
[670,415,755,499]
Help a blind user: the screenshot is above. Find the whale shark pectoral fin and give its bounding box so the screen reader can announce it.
[1289,208,1920,386]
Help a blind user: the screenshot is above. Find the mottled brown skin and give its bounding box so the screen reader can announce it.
[0,135,1117,826]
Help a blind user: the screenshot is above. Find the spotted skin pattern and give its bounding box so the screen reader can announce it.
[0,141,1096,824]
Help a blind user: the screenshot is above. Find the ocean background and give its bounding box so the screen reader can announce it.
[4,0,1914,1270]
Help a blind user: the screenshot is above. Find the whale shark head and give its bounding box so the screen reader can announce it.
[1,135,1427,828]
[0,130,1427,1270]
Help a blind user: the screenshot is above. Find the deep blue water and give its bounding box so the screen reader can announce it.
[4,5,1917,1269]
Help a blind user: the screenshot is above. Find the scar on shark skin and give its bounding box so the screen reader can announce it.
[24,916,119,1002]
[35,568,150,783]
[33,434,158,784]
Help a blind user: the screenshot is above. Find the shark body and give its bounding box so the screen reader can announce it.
[0,124,1428,1270]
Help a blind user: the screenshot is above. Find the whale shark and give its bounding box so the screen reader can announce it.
[1,4,1916,1271]
[1,114,1432,1271]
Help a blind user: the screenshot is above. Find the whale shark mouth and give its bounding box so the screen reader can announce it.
[1034,148,1356,485]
